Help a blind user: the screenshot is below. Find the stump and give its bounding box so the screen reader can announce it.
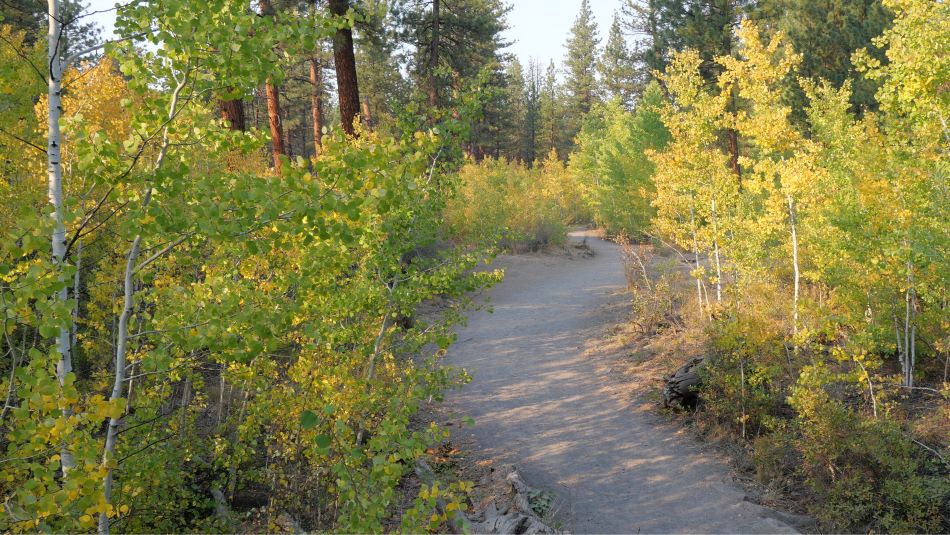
[664,356,705,410]
[415,458,558,534]
[472,468,557,534]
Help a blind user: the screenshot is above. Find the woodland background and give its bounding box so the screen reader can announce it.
[0,0,947,532]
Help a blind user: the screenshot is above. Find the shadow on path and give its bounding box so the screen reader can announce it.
[444,231,796,534]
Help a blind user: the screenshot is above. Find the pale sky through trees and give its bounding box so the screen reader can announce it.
[504,0,616,68]
[85,0,618,73]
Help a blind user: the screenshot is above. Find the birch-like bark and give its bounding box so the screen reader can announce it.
[98,74,188,535]
[47,0,77,474]
[689,204,704,320]
[787,194,800,354]
[903,260,916,388]
[711,195,722,304]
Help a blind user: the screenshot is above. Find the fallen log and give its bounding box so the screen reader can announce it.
[664,356,705,410]
[471,466,557,534]
[474,501,555,534]
[415,457,558,534]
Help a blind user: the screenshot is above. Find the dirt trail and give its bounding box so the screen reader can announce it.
[443,231,796,534]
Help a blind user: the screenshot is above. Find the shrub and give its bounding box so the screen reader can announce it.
[446,154,575,251]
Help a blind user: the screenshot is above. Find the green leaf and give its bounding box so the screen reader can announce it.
[314,434,332,448]
[39,324,59,339]
[300,410,319,429]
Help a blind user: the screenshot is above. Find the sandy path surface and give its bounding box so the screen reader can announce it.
[443,231,796,534]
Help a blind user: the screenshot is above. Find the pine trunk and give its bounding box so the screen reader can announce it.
[265,80,285,172]
[309,57,324,156]
[329,0,361,137]
[727,128,740,178]
[219,97,246,131]
[428,0,440,108]
[361,96,373,130]
[260,0,285,171]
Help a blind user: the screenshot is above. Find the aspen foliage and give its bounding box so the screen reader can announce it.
[641,14,949,531]
[571,82,670,237]
[446,152,580,252]
[0,0,499,530]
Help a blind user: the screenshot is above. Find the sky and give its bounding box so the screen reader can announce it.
[504,0,620,69]
[85,0,622,70]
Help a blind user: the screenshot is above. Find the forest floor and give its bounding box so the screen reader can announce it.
[425,230,803,534]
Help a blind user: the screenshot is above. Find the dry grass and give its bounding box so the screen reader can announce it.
[583,241,710,404]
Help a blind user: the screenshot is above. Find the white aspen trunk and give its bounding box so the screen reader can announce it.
[689,204,704,320]
[98,234,141,534]
[910,323,916,389]
[787,194,800,354]
[739,358,746,440]
[700,280,712,321]
[895,314,904,374]
[904,288,911,387]
[47,0,76,475]
[99,75,188,535]
[904,259,916,388]
[216,369,225,427]
[711,196,722,304]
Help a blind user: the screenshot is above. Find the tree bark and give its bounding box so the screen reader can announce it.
[711,195,722,303]
[727,128,740,178]
[361,96,373,130]
[427,0,440,108]
[264,81,285,171]
[726,85,741,182]
[260,0,286,171]
[787,194,800,354]
[309,57,324,156]
[219,97,246,131]
[329,0,361,137]
[47,0,76,476]
[98,74,189,535]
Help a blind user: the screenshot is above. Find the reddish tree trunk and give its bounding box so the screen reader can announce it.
[428,0,440,108]
[310,57,324,156]
[329,0,361,137]
[726,85,741,184]
[727,129,740,178]
[265,80,285,173]
[219,97,246,131]
[260,0,285,172]
[361,96,373,130]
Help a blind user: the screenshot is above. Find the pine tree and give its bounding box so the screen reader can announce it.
[1,0,101,55]
[502,58,527,162]
[622,0,740,82]
[329,0,362,136]
[750,0,892,112]
[538,60,566,159]
[599,12,640,108]
[355,0,407,129]
[523,59,542,165]
[621,0,679,77]
[563,0,600,140]
[394,0,510,109]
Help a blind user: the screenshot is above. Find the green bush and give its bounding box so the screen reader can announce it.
[446,154,576,251]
